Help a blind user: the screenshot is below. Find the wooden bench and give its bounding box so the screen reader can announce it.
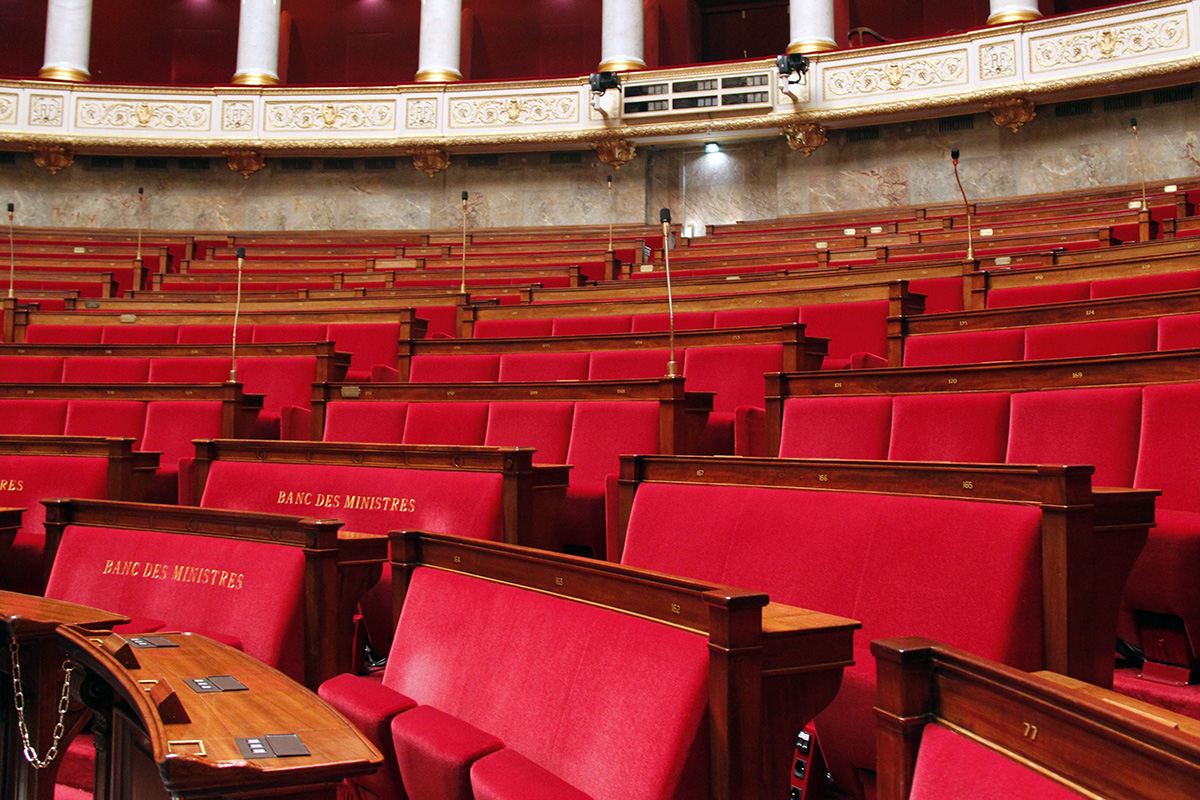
[319,530,858,800]
[613,454,1156,799]
[874,637,1200,800]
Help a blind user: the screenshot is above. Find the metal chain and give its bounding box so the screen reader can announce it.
[9,640,75,769]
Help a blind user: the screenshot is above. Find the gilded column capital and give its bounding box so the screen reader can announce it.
[29,143,75,174]
[781,121,827,156]
[591,138,637,169]
[408,146,451,177]
[985,97,1037,132]
[224,149,266,179]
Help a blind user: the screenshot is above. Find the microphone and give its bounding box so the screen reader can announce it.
[950,147,973,260]
[1131,117,1148,212]
[136,186,144,261]
[230,246,245,382]
[660,208,677,378]
[460,191,469,293]
[7,202,14,300]
[606,175,614,252]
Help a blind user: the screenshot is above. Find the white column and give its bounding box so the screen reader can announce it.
[416,0,463,83]
[598,0,645,73]
[39,0,92,82]
[788,0,836,54]
[987,0,1042,25]
[232,0,281,86]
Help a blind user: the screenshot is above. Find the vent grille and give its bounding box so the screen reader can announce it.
[134,157,168,170]
[938,115,975,133]
[467,154,500,167]
[177,158,211,170]
[281,158,313,171]
[89,155,124,169]
[0,152,18,166]
[1153,85,1194,104]
[1055,100,1094,117]
[549,152,582,165]
[1103,93,1142,112]
[845,127,880,143]
[323,158,355,170]
[364,157,397,170]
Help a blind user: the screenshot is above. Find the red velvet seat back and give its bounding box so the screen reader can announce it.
[200,461,507,542]
[327,322,402,382]
[908,724,1086,800]
[629,311,714,332]
[472,319,553,338]
[176,324,238,344]
[99,325,179,344]
[903,329,1026,367]
[1023,318,1158,361]
[1135,383,1200,512]
[985,283,1090,309]
[0,454,112,595]
[888,392,1011,463]
[497,352,590,382]
[386,568,710,800]
[142,400,226,467]
[64,400,147,443]
[0,356,63,383]
[1157,313,1200,350]
[1089,270,1200,299]
[45,525,307,681]
[551,315,632,336]
[250,323,326,344]
[799,300,888,365]
[0,399,68,434]
[148,356,231,383]
[1007,387,1142,487]
[908,276,963,313]
[23,325,103,344]
[778,396,892,459]
[587,349,670,380]
[236,354,318,418]
[483,401,574,464]
[60,357,150,384]
[409,354,500,383]
[682,344,783,413]
[712,307,799,328]
[323,401,409,443]
[566,401,660,487]
[402,402,489,445]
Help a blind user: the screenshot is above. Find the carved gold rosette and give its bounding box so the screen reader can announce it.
[224,149,265,179]
[29,143,75,174]
[781,121,828,156]
[408,146,451,177]
[985,97,1037,132]
[591,138,637,169]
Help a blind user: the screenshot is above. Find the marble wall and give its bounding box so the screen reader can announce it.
[2,91,1198,234]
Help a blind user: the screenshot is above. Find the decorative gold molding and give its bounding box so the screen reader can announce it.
[37,66,90,82]
[781,121,828,156]
[591,138,637,169]
[985,97,1037,132]
[980,41,1018,80]
[264,101,395,131]
[825,51,968,98]
[29,94,64,127]
[596,58,646,73]
[414,68,463,83]
[1029,11,1188,72]
[407,98,438,129]
[987,10,1043,26]
[0,94,15,125]
[408,146,450,177]
[787,40,837,54]
[224,149,265,179]
[29,143,75,174]
[449,94,577,128]
[231,71,280,86]
[76,99,212,130]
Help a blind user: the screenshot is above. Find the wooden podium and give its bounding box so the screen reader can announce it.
[54,626,383,800]
[1,590,128,800]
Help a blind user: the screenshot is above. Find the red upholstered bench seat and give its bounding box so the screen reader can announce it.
[321,566,710,800]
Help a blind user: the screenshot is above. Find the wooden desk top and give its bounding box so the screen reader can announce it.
[0,590,128,640]
[55,627,383,797]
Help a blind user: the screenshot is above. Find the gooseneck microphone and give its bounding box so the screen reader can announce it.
[460,191,469,293]
[660,207,677,378]
[230,246,245,382]
[136,186,144,261]
[606,175,614,253]
[950,147,974,261]
[1131,118,1148,212]
[7,202,13,300]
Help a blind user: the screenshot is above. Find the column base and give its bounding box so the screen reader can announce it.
[986,9,1043,25]
[787,39,837,54]
[231,70,281,86]
[596,58,646,73]
[414,68,463,83]
[37,66,90,82]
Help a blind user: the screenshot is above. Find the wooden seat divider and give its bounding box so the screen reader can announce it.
[41,498,386,689]
[0,507,18,550]
[874,637,1200,800]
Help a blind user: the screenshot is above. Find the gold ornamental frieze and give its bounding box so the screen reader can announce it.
[824,51,968,98]
[980,41,1018,80]
[29,94,64,127]
[222,100,254,132]
[449,94,578,128]
[781,121,828,156]
[76,98,212,130]
[1029,11,1188,72]
[263,101,396,132]
[0,94,15,125]
[407,98,438,129]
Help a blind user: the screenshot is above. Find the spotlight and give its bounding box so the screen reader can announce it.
[776,53,810,86]
[589,71,621,95]
[704,142,720,154]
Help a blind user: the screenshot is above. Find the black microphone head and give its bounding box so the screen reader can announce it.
[461,190,468,201]
[138,186,144,195]
[659,208,671,224]
[236,246,246,259]
[6,203,12,214]
[1130,117,1138,129]
[607,175,613,185]
[950,147,960,161]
